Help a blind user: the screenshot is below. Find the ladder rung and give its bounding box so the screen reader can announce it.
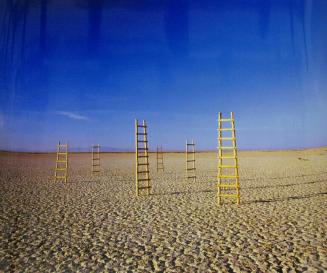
[218,193,238,198]
[220,156,236,159]
[137,133,147,135]
[56,160,67,163]
[218,128,233,131]
[218,137,235,140]
[138,178,151,182]
[138,186,151,190]
[218,184,238,188]
[92,170,100,172]
[220,118,233,122]
[187,160,195,162]
[187,168,196,171]
[138,163,149,166]
[57,144,67,147]
[57,152,67,155]
[92,164,100,167]
[219,175,239,178]
[218,147,235,149]
[55,176,67,179]
[55,168,66,171]
[187,176,196,179]
[138,140,148,143]
[138,155,149,158]
[137,148,148,150]
[137,124,147,128]
[137,170,149,174]
[219,165,237,168]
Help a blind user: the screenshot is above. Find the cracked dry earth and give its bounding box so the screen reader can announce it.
[0,148,326,272]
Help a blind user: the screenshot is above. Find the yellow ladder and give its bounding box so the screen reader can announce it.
[156,145,164,172]
[55,142,68,182]
[217,112,240,205]
[186,139,196,182]
[135,119,151,196]
[92,144,100,174]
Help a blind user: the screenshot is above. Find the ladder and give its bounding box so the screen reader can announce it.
[186,139,196,182]
[156,145,164,172]
[135,119,151,196]
[55,142,68,182]
[91,144,100,174]
[217,112,240,205]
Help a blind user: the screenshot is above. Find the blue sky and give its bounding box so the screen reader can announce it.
[0,0,326,151]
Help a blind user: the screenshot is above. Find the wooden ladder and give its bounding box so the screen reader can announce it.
[92,144,100,174]
[156,145,164,172]
[217,112,240,205]
[55,142,68,182]
[135,119,151,196]
[186,139,196,182]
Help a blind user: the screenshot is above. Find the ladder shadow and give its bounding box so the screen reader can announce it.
[65,180,104,184]
[153,189,215,196]
[243,179,327,190]
[246,191,327,204]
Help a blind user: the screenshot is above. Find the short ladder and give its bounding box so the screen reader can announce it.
[92,144,100,174]
[186,139,196,182]
[55,142,68,182]
[156,145,164,172]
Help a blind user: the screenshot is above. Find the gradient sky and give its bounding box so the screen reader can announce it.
[0,0,326,151]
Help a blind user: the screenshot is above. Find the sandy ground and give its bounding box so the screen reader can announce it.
[0,148,326,272]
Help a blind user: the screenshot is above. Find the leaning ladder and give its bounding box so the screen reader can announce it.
[92,144,100,174]
[135,119,151,196]
[217,112,240,205]
[55,142,68,182]
[156,145,164,172]
[186,139,196,182]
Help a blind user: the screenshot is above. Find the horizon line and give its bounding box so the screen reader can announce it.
[1,145,326,154]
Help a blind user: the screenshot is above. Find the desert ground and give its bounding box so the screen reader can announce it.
[0,148,326,272]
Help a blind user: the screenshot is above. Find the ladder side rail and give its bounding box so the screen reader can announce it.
[65,143,68,182]
[92,145,94,173]
[218,112,222,205]
[97,144,100,171]
[231,112,240,205]
[135,119,139,196]
[143,120,150,195]
[156,146,159,172]
[185,140,188,177]
[192,139,196,182]
[55,142,59,181]
[161,145,164,171]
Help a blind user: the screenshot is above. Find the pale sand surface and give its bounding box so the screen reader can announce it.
[0,148,326,272]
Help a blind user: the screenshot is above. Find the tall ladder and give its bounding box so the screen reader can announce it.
[217,112,240,205]
[92,144,100,174]
[156,145,164,172]
[135,119,151,196]
[186,139,196,182]
[55,142,68,182]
